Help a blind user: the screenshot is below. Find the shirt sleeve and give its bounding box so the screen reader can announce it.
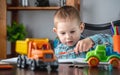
[89,33,113,47]
[53,37,60,48]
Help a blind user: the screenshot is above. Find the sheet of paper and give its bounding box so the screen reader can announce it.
[1,57,17,64]
[58,58,86,64]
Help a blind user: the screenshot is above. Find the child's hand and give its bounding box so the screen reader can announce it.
[74,38,94,54]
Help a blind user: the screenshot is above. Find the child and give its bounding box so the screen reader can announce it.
[53,6,113,59]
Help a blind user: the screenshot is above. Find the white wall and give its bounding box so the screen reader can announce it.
[80,0,120,24]
[19,10,56,40]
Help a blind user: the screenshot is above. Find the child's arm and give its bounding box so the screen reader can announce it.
[89,33,113,47]
[74,33,112,54]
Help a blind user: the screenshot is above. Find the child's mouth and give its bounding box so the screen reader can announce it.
[67,41,73,45]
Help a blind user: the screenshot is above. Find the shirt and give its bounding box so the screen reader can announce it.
[53,33,113,59]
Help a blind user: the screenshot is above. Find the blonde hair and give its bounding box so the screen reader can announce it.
[54,6,81,27]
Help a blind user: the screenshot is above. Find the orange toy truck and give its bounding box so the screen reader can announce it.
[16,38,58,70]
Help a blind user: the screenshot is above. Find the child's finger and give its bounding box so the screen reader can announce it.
[79,43,83,52]
[82,44,86,52]
[74,48,78,54]
[74,44,79,54]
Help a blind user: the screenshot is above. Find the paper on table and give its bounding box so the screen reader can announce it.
[58,58,86,64]
[1,57,17,64]
[58,59,76,64]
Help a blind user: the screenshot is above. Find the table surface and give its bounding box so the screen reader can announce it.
[0,64,120,75]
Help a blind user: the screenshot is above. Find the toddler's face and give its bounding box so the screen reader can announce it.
[53,20,84,46]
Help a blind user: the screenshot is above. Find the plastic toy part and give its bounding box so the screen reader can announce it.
[109,58,119,68]
[0,61,13,69]
[113,35,120,53]
[0,64,13,69]
[88,57,99,67]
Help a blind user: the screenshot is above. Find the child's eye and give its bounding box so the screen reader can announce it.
[61,32,65,35]
[70,31,75,34]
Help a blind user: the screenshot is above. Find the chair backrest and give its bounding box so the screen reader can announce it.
[82,20,120,37]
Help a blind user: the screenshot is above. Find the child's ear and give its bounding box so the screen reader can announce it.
[79,22,85,32]
[53,27,57,33]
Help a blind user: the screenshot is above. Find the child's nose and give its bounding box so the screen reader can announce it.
[66,33,72,38]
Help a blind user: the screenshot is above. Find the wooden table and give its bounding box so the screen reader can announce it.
[0,64,120,75]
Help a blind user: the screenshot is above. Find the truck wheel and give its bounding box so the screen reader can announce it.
[50,60,59,70]
[30,60,36,70]
[21,56,27,68]
[50,65,58,70]
[88,57,99,67]
[109,58,119,68]
[17,55,22,68]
